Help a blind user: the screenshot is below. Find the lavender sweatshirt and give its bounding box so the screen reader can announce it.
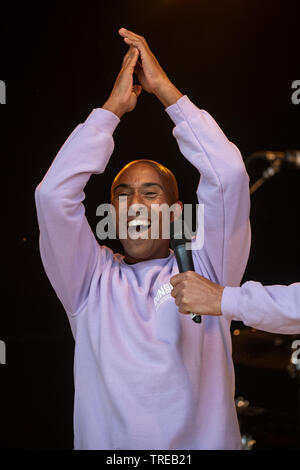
[222,282,300,334]
[35,96,251,450]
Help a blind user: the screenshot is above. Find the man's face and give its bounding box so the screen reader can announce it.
[111,163,181,264]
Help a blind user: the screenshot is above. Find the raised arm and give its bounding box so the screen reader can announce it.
[165,99,251,287]
[119,28,251,287]
[35,46,141,316]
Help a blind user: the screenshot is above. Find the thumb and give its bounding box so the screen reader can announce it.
[132,84,142,97]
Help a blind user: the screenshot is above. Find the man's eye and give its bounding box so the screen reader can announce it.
[118,193,129,197]
[145,192,157,197]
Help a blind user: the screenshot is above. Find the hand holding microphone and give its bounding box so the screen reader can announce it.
[170,271,224,319]
[170,220,202,323]
[170,221,224,322]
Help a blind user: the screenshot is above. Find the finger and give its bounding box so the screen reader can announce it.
[119,28,146,42]
[121,35,150,56]
[170,284,180,299]
[124,47,139,70]
[170,273,185,287]
[179,307,190,315]
[178,297,191,314]
[123,36,141,47]
[122,45,135,66]
[125,44,137,57]
[177,301,186,314]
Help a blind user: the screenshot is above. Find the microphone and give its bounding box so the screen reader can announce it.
[170,220,202,324]
[248,150,300,169]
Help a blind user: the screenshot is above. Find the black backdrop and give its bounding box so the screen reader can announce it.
[1,0,299,450]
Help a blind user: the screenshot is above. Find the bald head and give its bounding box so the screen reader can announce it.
[111,159,179,204]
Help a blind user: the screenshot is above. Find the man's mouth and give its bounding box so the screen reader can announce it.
[127,218,151,235]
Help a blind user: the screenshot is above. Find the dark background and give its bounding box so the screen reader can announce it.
[1,0,299,450]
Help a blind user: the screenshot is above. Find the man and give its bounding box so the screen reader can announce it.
[35,28,251,449]
[170,273,300,334]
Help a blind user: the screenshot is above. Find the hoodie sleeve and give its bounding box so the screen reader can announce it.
[35,108,120,316]
[222,282,300,334]
[165,95,251,286]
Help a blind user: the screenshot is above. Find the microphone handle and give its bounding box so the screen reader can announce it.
[173,245,202,324]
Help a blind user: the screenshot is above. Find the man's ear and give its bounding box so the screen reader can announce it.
[170,200,183,222]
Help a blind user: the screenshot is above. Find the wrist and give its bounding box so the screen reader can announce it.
[153,81,183,108]
[216,286,225,316]
[102,99,124,119]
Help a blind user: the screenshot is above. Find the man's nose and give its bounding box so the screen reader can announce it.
[128,194,148,218]
[130,191,143,207]
[129,193,146,214]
